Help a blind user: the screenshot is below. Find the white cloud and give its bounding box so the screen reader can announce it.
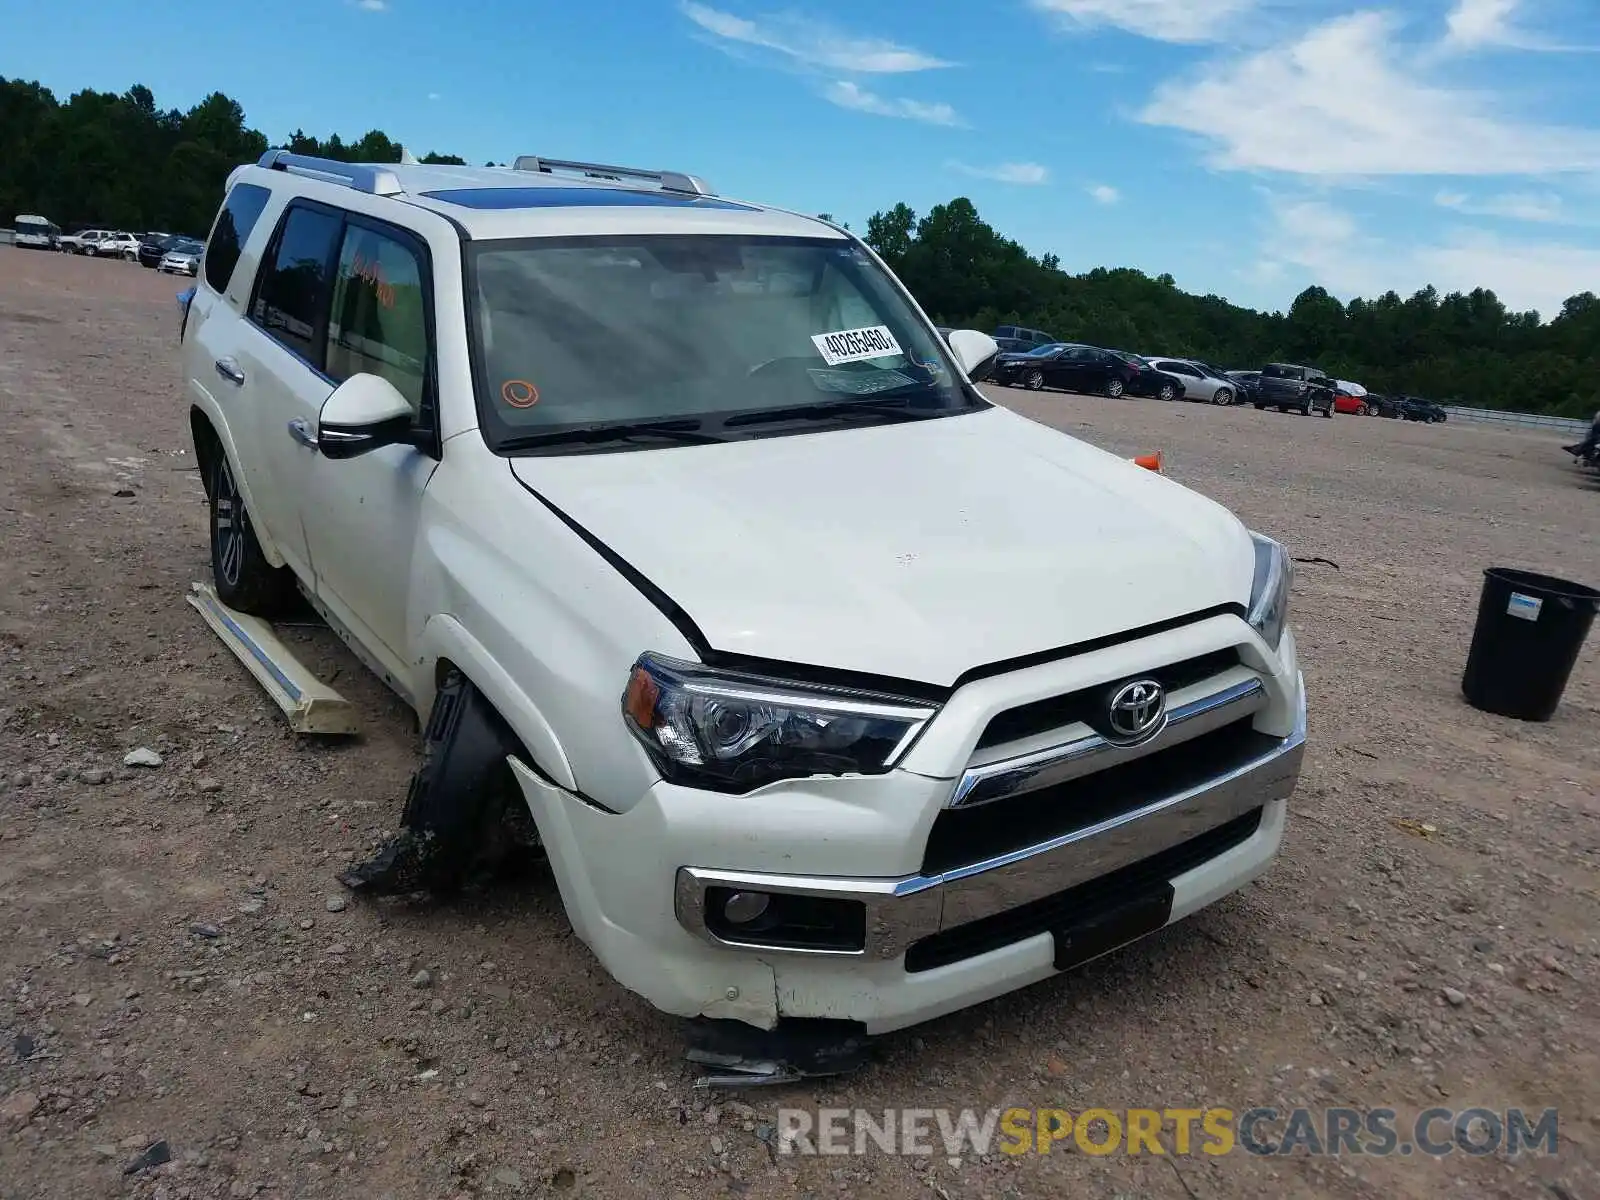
[427,91,441,101]
[681,2,952,72]
[1443,0,1519,48]
[1260,193,1600,317]
[949,161,1050,185]
[1435,189,1568,222]
[1030,0,1256,43]
[1440,0,1599,52]
[1088,183,1120,204]
[1141,11,1600,176]
[355,0,387,10]
[823,81,964,126]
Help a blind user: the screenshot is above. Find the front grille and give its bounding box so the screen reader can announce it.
[974,648,1239,751]
[924,717,1275,875]
[904,807,1263,973]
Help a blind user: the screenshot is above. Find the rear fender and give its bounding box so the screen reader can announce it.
[187,403,289,569]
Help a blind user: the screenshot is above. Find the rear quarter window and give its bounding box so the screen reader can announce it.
[203,182,273,296]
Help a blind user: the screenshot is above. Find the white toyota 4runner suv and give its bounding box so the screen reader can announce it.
[182,150,1305,1079]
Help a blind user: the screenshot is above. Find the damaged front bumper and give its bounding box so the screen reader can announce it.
[507,672,1305,1039]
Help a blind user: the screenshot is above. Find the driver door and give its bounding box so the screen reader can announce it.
[1045,348,1083,389]
[297,216,441,684]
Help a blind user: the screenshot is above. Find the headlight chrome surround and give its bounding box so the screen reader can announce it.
[622,653,938,793]
[1247,532,1293,649]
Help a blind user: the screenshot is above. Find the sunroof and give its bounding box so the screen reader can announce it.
[418,186,757,212]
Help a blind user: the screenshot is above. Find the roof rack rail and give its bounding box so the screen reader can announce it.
[510,156,715,197]
[256,150,404,197]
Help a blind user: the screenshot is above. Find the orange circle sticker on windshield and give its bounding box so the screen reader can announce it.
[501,379,540,408]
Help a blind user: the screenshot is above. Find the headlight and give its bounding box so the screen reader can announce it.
[621,653,937,793]
[1247,532,1293,648]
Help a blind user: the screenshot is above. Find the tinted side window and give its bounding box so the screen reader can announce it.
[250,205,343,366]
[203,183,272,294]
[326,222,430,414]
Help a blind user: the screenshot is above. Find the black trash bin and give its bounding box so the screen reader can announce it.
[1462,568,1599,721]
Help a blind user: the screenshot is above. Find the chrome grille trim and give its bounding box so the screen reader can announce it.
[948,676,1267,809]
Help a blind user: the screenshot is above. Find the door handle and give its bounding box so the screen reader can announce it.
[287,418,318,449]
[214,357,245,385]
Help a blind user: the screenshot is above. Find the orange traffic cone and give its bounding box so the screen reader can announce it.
[1132,451,1163,473]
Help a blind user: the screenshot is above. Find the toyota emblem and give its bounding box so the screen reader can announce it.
[1106,679,1167,743]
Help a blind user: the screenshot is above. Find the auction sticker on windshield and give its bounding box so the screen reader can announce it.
[812,326,903,367]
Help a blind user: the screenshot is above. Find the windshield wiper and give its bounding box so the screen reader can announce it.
[497,418,727,452]
[720,396,948,429]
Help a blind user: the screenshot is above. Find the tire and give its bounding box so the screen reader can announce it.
[1322,404,1334,419]
[1024,369,1045,391]
[1254,403,1267,410]
[1157,383,1177,402]
[209,453,296,617]
[1213,388,1234,406]
[1106,378,1125,399]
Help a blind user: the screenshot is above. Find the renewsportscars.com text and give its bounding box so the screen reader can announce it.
[775,1106,1559,1159]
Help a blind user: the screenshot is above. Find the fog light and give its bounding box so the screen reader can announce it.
[722,891,771,924]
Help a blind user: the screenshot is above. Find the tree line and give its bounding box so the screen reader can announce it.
[3,77,1594,416]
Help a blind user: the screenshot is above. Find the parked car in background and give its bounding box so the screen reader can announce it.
[59,229,111,254]
[1398,395,1447,422]
[1144,358,1240,405]
[1331,382,1374,416]
[63,229,140,259]
[12,214,61,250]
[992,324,1059,353]
[138,232,182,268]
[1255,363,1336,418]
[1004,345,1185,399]
[1226,370,1263,405]
[1367,394,1402,419]
[158,238,204,276]
[991,342,1081,387]
[100,232,141,260]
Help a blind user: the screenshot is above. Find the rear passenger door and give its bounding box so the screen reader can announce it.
[234,200,346,578]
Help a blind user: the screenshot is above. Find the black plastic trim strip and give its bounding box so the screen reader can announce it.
[947,603,1248,692]
[513,477,714,659]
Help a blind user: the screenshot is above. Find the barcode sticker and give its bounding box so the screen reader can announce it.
[811,325,902,366]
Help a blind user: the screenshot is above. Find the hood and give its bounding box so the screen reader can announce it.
[508,406,1255,687]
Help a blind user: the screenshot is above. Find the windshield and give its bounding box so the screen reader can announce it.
[170,239,202,254]
[1025,342,1069,356]
[467,234,981,447]
[16,218,51,233]
[1262,364,1301,379]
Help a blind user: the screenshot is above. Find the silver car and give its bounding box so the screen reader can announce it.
[1144,358,1240,405]
[158,239,203,276]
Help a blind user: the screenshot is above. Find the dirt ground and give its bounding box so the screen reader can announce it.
[0,247,1596,1200]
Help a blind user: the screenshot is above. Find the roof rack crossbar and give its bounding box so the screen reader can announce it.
[509,155,715,197]
[256,150,404,197]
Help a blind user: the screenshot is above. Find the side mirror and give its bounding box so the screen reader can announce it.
[316,374,419,460]
[945,329,1001,383]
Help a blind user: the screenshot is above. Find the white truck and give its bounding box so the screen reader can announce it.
[181,150,1306,1081]
[60,228,139,258]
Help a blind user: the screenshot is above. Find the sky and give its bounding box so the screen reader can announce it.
[5,0,1600,318]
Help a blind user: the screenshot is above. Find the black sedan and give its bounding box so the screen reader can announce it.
[1400,396,1447,422]
[997,344,1186,400]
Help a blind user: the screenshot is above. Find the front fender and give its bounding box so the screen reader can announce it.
[416,612,577,792]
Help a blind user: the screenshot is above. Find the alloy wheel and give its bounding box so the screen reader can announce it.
[214,459,245,588]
